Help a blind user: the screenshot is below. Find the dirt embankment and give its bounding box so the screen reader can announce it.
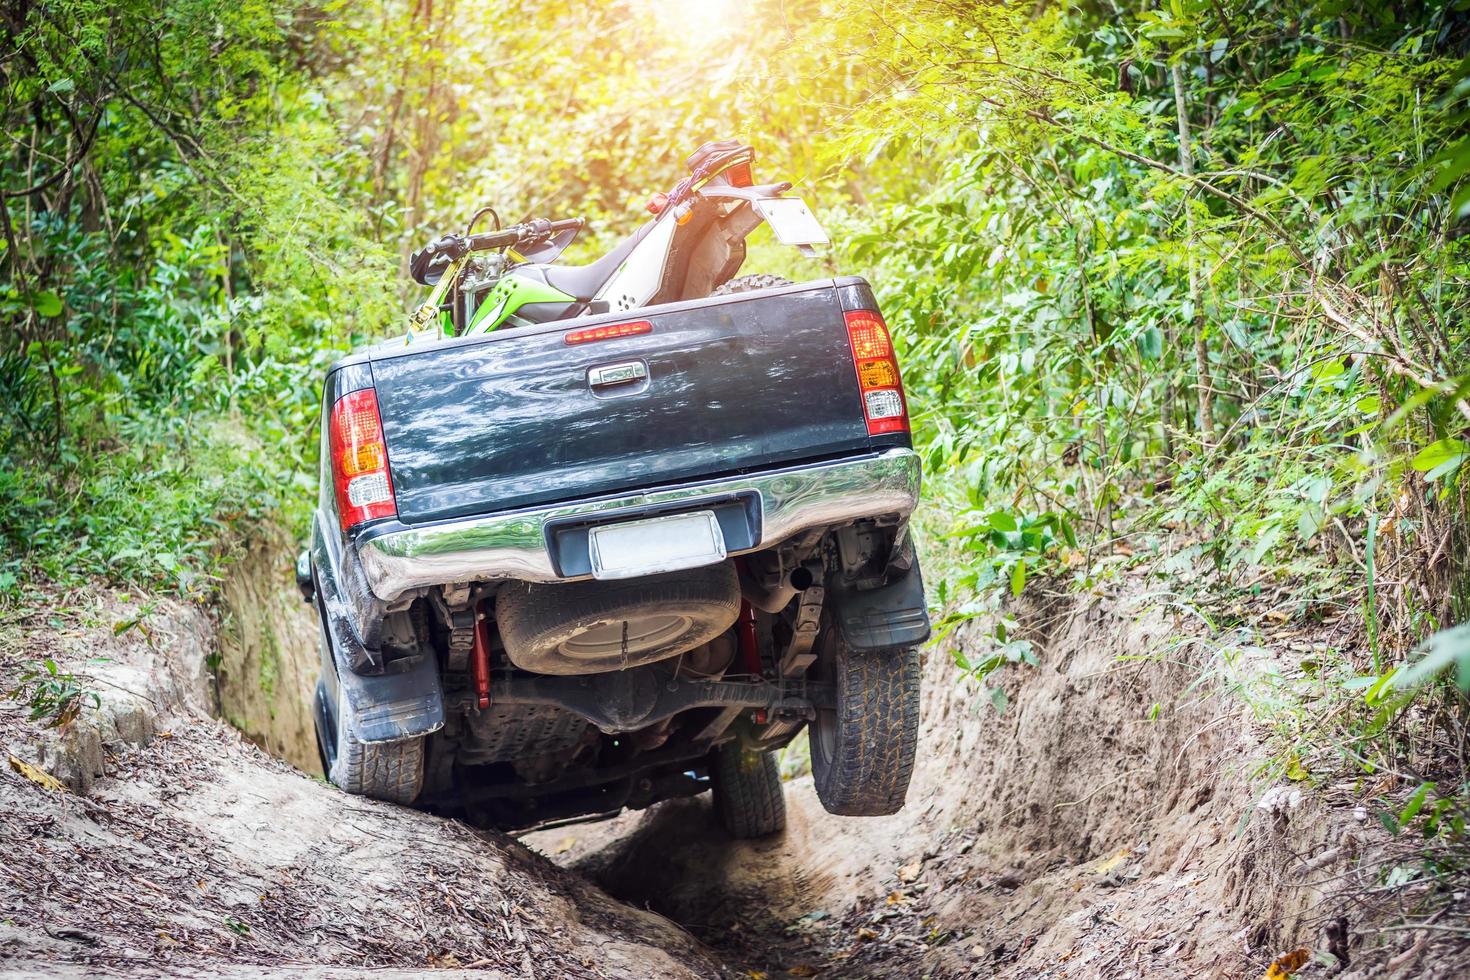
[530,583,1459,979]
[4,540,1461,979]
[0,543,719,979]
[214,529,321,776]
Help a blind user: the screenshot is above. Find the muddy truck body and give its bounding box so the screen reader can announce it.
[300,276,929,834]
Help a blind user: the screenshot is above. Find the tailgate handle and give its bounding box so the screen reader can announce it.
[588,360,648,389]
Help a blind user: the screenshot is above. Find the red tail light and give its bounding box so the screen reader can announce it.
[330,388,396,533]
[726,161,754,187]
[564,320,652,345]
[844,309,909,436]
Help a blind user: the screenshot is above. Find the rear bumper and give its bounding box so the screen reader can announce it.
[357,448,922,603]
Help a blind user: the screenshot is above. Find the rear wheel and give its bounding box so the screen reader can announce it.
[328,694,425,804]
[312,681,332,778]
[712,745,787,839]
[316,614,425,804]
[809,623,920,816]
[712,273,794,295]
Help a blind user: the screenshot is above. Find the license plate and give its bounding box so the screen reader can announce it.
[754,197,830,246]
[588,510,727,580]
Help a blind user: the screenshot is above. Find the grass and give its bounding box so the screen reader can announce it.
[0,414,310,607]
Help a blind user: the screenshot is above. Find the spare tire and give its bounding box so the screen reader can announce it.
[712,273,794,295]
[496,563,741,675]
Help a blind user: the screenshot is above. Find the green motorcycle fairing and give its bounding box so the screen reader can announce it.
[465,267,577,334]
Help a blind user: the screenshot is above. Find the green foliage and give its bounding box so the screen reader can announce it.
[1,0,394,595]
[819,2,1470,719]
[7,657,101,728]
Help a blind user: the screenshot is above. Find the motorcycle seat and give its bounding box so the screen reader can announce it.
[542,221,654,301]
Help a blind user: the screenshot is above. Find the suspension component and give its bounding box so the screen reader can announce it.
[780,583,824,678]
[471,604,492,710]
[736,600,761,677]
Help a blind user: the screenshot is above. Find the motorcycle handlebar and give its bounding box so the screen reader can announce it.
[420,217,585,259]
[410,217,584,285]
[466,217,584,252]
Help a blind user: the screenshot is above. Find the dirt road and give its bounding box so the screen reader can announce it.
[0,590,716,979]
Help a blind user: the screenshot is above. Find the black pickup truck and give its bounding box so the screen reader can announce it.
[301,275,929,836]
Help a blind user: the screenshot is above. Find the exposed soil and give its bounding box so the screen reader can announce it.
[528,585,1469,979]
[0,578,717,978]
[4,550,1466,978]
[214,529,322,776]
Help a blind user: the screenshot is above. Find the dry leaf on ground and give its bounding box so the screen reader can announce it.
[1263,948,1310,979]
[1091,848,1132,875]
[8,754,66,792]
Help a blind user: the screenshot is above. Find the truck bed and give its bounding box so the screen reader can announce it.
[366,277,894,526]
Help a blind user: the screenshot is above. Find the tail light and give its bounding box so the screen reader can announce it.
[330,388,396,533]
[726,160,754,187]
[844,309,909,436]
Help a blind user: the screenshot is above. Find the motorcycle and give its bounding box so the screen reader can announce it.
[403,140,830,340]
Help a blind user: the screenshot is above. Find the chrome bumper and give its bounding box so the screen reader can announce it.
[357,448,922,603]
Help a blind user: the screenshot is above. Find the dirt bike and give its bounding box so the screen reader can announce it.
[403,140,830,340]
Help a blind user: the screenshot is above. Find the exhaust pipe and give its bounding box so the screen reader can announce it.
[738,559,821,614]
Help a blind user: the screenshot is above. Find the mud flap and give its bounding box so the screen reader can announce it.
[331,632,445,744]
[830,563,931,651]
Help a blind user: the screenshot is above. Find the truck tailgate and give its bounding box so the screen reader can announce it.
[371,281,872,525]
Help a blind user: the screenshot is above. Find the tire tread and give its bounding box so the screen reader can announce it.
[811,632,920,816]
[712,747,787,839]
[331,712,425,804]
[712,273,794,295]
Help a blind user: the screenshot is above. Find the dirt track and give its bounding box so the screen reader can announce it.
[3,548,1459,978]
[526,591,1374,979]
[0,588,718,979]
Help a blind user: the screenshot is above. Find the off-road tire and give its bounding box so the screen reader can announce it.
[712,273,794,295]
[328,692,425,805]
[496,563,741,675]
[712,746,787,839]
[312,680,333,778]
[809,625,920,816]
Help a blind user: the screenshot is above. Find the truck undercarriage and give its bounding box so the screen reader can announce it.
[314,514,924,831]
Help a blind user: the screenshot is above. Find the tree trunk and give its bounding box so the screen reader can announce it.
[1171,59,1214,443]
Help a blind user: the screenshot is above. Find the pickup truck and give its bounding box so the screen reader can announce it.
[300,142,929,837]
[301,275,929,837]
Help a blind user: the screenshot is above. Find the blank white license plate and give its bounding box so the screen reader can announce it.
[754,197,830,246]
[588,510,727,580]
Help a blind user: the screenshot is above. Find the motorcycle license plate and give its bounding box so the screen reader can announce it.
[754,197,830,246]
[588,510,727,580]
